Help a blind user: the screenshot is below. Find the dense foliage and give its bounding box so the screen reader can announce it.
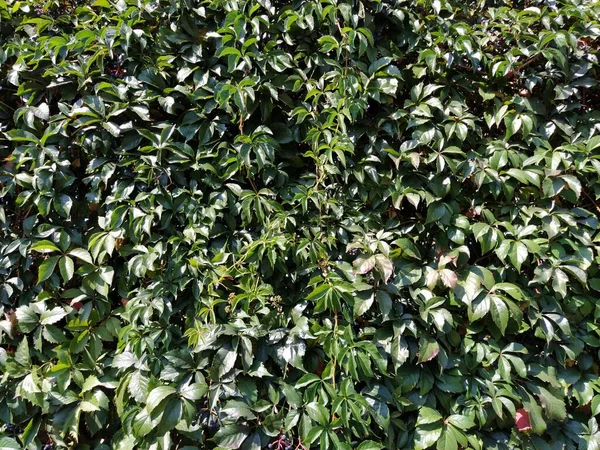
[1,0,600,448]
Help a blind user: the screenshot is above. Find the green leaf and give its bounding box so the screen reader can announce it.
[68,248,94,265]
[15,337,31,367]
[561,174,581,198]
[82,375,101,393]
[212,343,238,377]
[415,423,443,450]
[21,417,41,448]
[505,113,522,138]
[295,374,320,388]
[0,437,21,450]
[157,397,182,435]
[146,386,177,413]
[552,268,568,298]
[396,263,423,286]
[524,400,547,435]
[543,177,564,198]
[376,290,392,317]
[40,306,67,325]
[357,441,384,450]
[304,426,324,445]
[281,382,302,407]
[394,238,422,259]
[179,382,207,401]
[305,402,329,426]
[509,242,528,272]
[128,371,149,403]
[16,306,39,333]
[447,414,475,430]
[535,386,566,421]
[59,256,74,283]
[587,135,600,151]
[213,424,250,449]
[354,291,374,317]
[38,255,60,283]
[113,352,138,369]
[436,430,457,450]
[427,202,449,224]
[307,284,330,301]
[490,297,509,335]
[592,395,600,417]
[505,354,527,377]
[418,336,439,364]
[30,240,61,253]
[133,409,156,437]
[417,407,443,425]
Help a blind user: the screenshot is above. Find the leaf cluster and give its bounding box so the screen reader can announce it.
[0,0,600,449]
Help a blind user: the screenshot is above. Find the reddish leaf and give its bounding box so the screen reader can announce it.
[515,408,532,432]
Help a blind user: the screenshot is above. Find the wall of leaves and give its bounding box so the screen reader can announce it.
[1,0,600,449]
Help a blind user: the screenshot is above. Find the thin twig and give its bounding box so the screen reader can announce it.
[582,189,600,214]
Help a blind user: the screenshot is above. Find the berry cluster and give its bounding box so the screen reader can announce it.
[4,423,24,434]
[190,403,220,436]
[206,414,219,434]
[269,295,283,313]
[267,432,294,450]
[105,55,126,79]
[33,1,78,18]
[106,64,126,79]
[42,443,54,450]
[225,292,236,313]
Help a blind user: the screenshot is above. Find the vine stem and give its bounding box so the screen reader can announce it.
[332,312,338,390]
[336,20,349,77]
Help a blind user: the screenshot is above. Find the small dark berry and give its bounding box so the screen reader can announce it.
[200,410,209,422]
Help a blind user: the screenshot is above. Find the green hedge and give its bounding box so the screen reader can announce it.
[1,0,600,449]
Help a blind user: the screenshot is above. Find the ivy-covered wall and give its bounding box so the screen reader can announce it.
[0,0,599,449]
